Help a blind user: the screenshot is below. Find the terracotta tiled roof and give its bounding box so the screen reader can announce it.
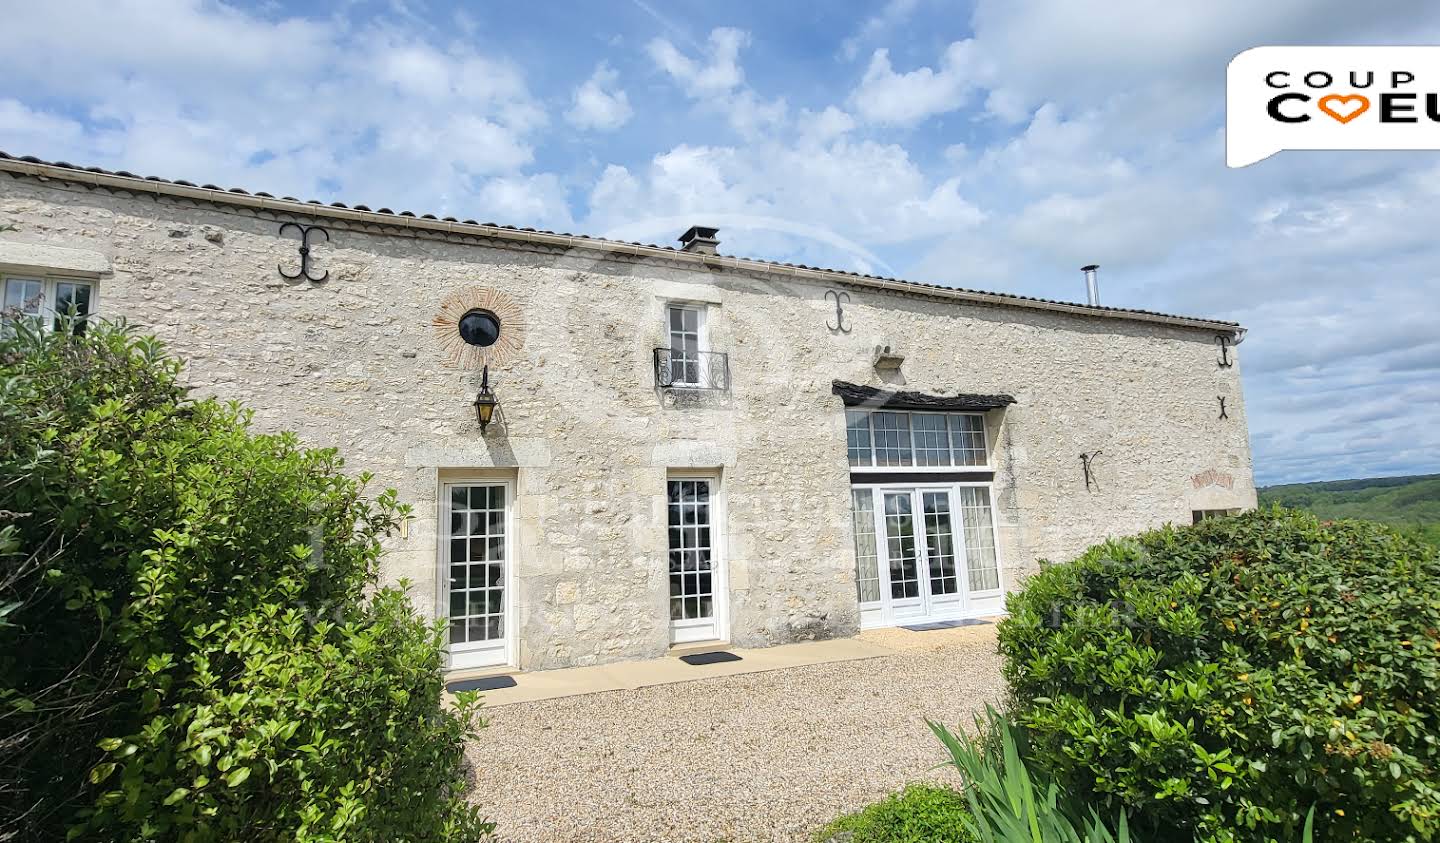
[0,151,1242,333]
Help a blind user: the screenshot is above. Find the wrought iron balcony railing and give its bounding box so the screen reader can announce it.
[653,348,730,391]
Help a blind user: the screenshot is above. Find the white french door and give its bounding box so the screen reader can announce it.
[442,481,513,670]
[853,484,1002,627]
[667,476,725,644]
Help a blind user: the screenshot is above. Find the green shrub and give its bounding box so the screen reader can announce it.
[999,508,1440,842]
[816,783,976,843]
[0,318,491,841]
[931,707,1133,843]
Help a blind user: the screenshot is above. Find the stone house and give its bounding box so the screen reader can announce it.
[0,153,1256,673]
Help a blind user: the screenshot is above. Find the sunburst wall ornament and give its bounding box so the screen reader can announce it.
[431,286,526,368]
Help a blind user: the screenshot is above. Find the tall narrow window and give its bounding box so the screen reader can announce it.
[447,484,507,646]
[667,304,703,385]
[667,479,714,622]
[845,410,873,467]
[882,492,919,598]
[850,489,880,602]
[922,491,958,595]
[958,487,1000,591]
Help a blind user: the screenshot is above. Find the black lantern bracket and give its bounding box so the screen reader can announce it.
[1080,450,1103,492]
[825,289,852,333]
[473,364,501,432]
[278,222,330,282]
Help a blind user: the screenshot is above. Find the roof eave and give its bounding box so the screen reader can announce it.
[0,155,1245,336]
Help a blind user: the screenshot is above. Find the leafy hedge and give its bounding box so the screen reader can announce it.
[999,508,1440,842]
[815,784,976,843]
[0,319,490,841]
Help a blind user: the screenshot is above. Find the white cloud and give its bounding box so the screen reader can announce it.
[647,27,749,97]
[840,0,921,61]
[476,173,574,230]
[0,1,548,220]
[849,41,977,127]
[566,63,633,131]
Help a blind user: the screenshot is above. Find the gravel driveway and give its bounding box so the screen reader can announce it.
[464,624,1005,843]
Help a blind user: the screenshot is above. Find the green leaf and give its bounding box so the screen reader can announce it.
[225,767,251,788]
[88,762,117,785]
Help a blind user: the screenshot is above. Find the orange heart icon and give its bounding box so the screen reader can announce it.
[1318,93,1370,124]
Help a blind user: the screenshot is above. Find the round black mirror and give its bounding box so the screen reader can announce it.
[458,309,501,347]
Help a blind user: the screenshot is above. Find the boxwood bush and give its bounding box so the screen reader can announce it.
[0,318,491,841]
[999,508,1440,842]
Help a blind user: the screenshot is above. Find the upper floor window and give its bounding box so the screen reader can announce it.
[3,276,95,335]
[666,303,706,386]
[846,409,990,468]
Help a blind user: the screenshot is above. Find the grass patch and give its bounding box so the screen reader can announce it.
[815,784,976,843]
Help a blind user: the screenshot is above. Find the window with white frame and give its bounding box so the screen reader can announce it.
[3,276,96,334]
[845,409,990,468]
[666,303,705,385]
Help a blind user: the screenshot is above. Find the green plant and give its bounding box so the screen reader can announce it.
[815,783,977,843]
[930,708,1133,843]
[999,507,1440,842]
[1,317,491,841]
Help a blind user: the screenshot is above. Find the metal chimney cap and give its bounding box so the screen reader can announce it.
[679,225,720,255]
[1081,264,1099,271]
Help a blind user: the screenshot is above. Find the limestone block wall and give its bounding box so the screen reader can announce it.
[0,172,1256,670]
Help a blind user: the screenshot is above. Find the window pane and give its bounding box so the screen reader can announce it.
[53,282,92,334]
[912,414,951,466]
[666,479,715,620]
[958,487,1000,591]
[950,415,988,466]
[4,279,43,316]
[923,492,958,595]
[883,493,918,598]
[850,490,880,603]
[872,412,913,467]
[845,410,873,467]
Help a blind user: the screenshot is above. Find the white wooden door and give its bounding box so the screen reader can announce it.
[880,490,927,621]
[667,477,723,644]
[866,486,972,624]
[442,482,512,670]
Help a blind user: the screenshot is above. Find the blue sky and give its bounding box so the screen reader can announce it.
[2,0,1438,485]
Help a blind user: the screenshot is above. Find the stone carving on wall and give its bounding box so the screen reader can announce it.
[1191,468,1235,490]
[431,285,526,368]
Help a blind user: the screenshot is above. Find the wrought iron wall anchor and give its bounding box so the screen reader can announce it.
[1216,335,1233,368]
[1218,396,1229,420]
[1080,450,1102,492]
[825,289,852,333]
[278,222,330,282]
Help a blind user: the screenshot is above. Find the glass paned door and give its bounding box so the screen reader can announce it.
[882,491,925,619]
[668,478,722,643]
[921,490,963,615]
[444,483,509,669]
[855,485,1000,625]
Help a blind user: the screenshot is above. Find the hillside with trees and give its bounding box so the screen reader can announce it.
[1259,473,1440,547]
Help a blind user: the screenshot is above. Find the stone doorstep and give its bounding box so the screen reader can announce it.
[451,635,901,708]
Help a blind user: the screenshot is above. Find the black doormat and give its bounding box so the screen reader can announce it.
[446,675,518,693]
[679,651,742,666]
[900,619,992,631]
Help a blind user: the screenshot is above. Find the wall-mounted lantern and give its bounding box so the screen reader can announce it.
[473,365,499,432]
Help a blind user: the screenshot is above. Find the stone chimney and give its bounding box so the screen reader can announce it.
[678,225,720,255]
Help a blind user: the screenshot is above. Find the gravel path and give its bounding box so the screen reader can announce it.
[464,624,1005,843]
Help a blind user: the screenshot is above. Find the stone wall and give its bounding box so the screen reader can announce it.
[0,173,1257,670]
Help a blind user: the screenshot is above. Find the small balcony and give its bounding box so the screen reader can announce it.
[653,348,730,391]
